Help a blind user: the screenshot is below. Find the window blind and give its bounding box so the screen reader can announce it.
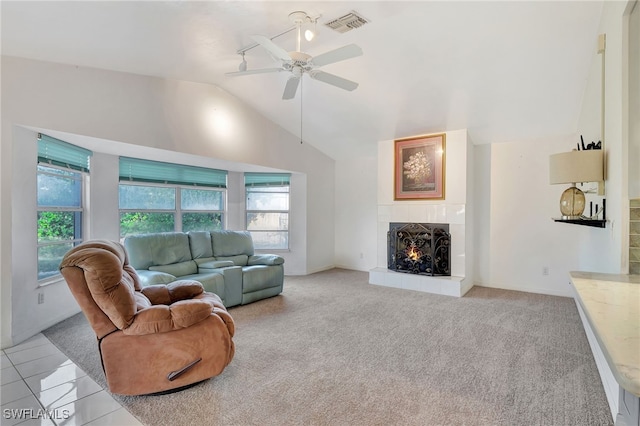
[119,157,227,188]
[37,134,92,172]
[244,173,291,187]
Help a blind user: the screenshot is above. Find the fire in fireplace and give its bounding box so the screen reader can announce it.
[387,222,451,276]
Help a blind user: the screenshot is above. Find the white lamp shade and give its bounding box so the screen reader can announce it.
[549,150,604,184]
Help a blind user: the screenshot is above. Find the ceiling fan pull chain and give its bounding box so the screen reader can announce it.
[300,78,303,144]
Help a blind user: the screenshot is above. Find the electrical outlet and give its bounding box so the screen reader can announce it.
[37,292,44,304]
[542,266,549,276]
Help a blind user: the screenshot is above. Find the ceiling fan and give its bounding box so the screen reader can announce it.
[226,11,363,100]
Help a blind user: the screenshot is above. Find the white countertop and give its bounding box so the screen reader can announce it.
[570,271,640,397]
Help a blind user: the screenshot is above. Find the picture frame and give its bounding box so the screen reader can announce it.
[394,133,445,200]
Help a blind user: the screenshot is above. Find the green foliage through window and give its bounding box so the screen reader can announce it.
[120,212,175,238]
[119,184,225,238]
[182,213,223,232]
[37,211,77,242]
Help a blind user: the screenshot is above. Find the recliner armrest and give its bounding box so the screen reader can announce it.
[247,254,284,266]
[141,280,204,305]
[124,300,213,335]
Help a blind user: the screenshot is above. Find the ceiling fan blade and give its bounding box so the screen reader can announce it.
[251,35,292,62]
[309,71,359,91]
[311,44,363,67]
[225,68,283,77]
[282,76,300,100]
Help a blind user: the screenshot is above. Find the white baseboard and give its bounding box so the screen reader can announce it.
[473,281,573,298]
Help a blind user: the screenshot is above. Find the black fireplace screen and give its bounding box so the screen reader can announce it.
[387,222,451,276]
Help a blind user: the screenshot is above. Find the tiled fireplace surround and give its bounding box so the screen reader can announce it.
[369,130,474,297]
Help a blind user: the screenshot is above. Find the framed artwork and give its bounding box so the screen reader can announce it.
[394,133,445,200]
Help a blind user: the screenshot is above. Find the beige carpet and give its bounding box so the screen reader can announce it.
[43,268,613,425]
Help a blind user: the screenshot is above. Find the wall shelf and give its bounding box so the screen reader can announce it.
[553,218,606,228]
[552,198,606,228]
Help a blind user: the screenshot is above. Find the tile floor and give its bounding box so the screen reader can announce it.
[1,333,142,426]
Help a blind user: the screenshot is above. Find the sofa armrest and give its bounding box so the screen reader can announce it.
[248,254,284,266]
[136,270,177,287]
[197,260,235,270]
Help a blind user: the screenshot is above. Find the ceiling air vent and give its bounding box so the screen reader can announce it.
[324,11,369,33]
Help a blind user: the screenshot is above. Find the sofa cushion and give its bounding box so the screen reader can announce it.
[188,231,213,259]
[211,230,254,257]
[248,254,285,266]
[149,260,198,277]
[125,232,192,269]
[215,255,249,267]
[197,259,235,269]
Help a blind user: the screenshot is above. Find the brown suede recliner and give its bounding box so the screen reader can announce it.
[59,240,235,396]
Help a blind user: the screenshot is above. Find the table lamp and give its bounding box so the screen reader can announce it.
[549,150,603,219]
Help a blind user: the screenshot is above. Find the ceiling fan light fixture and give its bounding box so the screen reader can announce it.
[305,16,317,42]
[304,28,314,42]
[226,11,362,101]
[290,11,317,44]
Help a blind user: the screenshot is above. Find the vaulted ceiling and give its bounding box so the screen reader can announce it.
[1,1,604,160]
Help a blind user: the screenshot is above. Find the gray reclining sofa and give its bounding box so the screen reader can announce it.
[124,230,284,307]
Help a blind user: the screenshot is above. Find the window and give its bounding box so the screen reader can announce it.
[245,173,290,250]
[119,184,177,237]
[37,134,91,282]
[181,188,224,232]
[118,157,227,238]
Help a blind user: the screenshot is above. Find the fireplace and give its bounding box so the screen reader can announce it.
[387,222,451,276]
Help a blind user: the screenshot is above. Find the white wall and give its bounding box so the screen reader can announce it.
[334,155,378,271]
[90,153,121,240]
[473,144,491,288]
[10,127,81,343]
[476,1,632,296]
[484,135,586,296]
[226,171,245,231]
[1,56,335,347]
